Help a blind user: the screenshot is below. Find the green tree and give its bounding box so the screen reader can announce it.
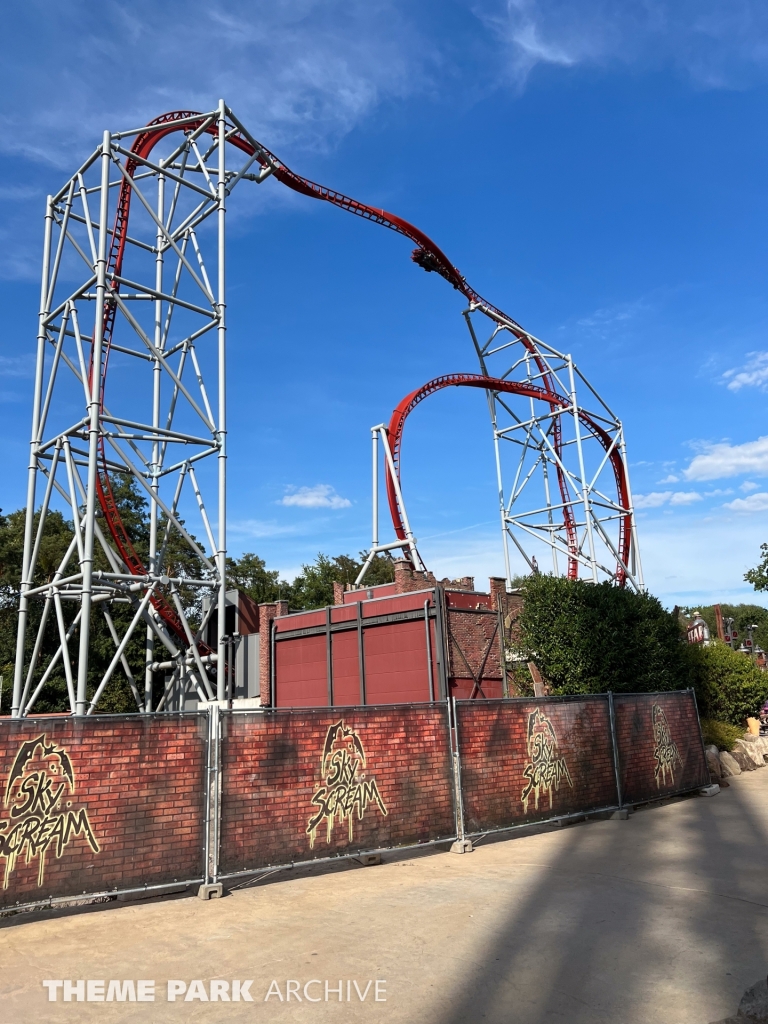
[745,544,768,593]
[226,552,290,604]
[688,640,768,725]
[290,552,394,610]
[514,573,687,695]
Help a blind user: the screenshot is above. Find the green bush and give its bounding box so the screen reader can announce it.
[515,574,687,695]
[688,640,768,725]
[700,718,744,751]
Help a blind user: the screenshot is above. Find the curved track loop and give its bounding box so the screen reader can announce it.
[385,374,631,586]
[91,109,631,632]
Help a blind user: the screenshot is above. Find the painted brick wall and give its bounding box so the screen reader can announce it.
[456,697,618,832]
[446,606,503,699]
[614,691,709,805]
[219,704,455,874]
[0,714,206,908]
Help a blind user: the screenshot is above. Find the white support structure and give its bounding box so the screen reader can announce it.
[463,308,644,592]
[11,103,271,718]
[355,425,424,585]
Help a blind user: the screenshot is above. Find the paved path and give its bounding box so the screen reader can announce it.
[2,771,768,1024]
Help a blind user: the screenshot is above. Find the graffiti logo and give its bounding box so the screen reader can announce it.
[0,734,99,888]
[521,708,573,814]
[652,704,683,787]
[307,721,387,849]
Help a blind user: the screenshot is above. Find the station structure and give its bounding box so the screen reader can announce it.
[10,101,643,718]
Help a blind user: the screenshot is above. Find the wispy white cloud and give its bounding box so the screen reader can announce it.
[684,436,768,481]
[658,474,679,484]
[476,0,768,90]
[634,490,702,509]
[279,484,352,509]
[741,480,760,492]
[0,355,35,378]
[722,350,768,391]
[723,492,768,513]
[227,519,302,539]
[0,1,433,170]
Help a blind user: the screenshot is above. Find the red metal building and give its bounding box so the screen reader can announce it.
[259,561,521,708]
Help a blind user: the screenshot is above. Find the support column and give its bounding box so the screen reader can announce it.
[76,132,111,715]
[12,196,54,717]
[216,100,228,702]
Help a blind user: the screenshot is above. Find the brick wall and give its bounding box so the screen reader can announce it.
[614,691,709,805]
[446,605,504,699]
[219,704,455,874]
[0,715,207,908]
[258,600,289,704]
[456,697,618,832]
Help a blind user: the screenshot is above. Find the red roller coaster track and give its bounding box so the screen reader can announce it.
[91,109,633,633]
[385,374,632,585]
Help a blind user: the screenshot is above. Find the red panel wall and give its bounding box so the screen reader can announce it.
[0,715,206,908]
[331,630,361,706]
[456,697,617,832]
[219,705,455,873]
[275,633,327,707]
[614,691,709,805]
[364,620,433,704]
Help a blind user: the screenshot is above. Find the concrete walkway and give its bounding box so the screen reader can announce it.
[2,772,768,1024]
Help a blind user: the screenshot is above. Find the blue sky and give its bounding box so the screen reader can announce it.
[1,0,768,607]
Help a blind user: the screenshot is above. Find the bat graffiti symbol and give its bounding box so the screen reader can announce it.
[521,708,573,814]
[306,721,387,849]
[0,734,99,888]
[652,704,683,787]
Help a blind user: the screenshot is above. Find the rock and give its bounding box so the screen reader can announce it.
[709,976,768,1023]
[706,750,723,779]
[731,748,758,771]
[719,750,742,777]
[705,744,720,756]
[737,976,768,1021]
[733,739,765,768]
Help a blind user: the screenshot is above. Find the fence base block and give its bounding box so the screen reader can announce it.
[699,784,720,798]
[358,854,382,866]
[450,839,473,854]
[610,809,629,820]
[198,883,224,900]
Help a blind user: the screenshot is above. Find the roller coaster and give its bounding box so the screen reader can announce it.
[10,101,643,718]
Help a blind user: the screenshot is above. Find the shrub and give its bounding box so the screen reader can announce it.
[515,574,687,695]
[700,718,744,751]
[688,640,768,725]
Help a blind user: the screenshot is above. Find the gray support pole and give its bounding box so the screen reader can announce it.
[12,196,54,717]
[145,171,165,712]
[76,133,111,715]
[215,99,227,702]
[607,690,623,809]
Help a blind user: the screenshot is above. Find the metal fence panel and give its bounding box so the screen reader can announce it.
[0,714,208,909]
[613,690,710,805]
[456,696,619,833]
[219,703,455,875]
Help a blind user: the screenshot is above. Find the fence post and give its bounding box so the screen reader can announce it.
[198,703,224,899]
[607,691,623,811]
[450,697,473,853]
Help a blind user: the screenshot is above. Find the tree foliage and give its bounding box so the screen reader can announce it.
[289,553,394,610]
[745,544,768,593]
[687,641,768,725]
[514,574,687,695]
